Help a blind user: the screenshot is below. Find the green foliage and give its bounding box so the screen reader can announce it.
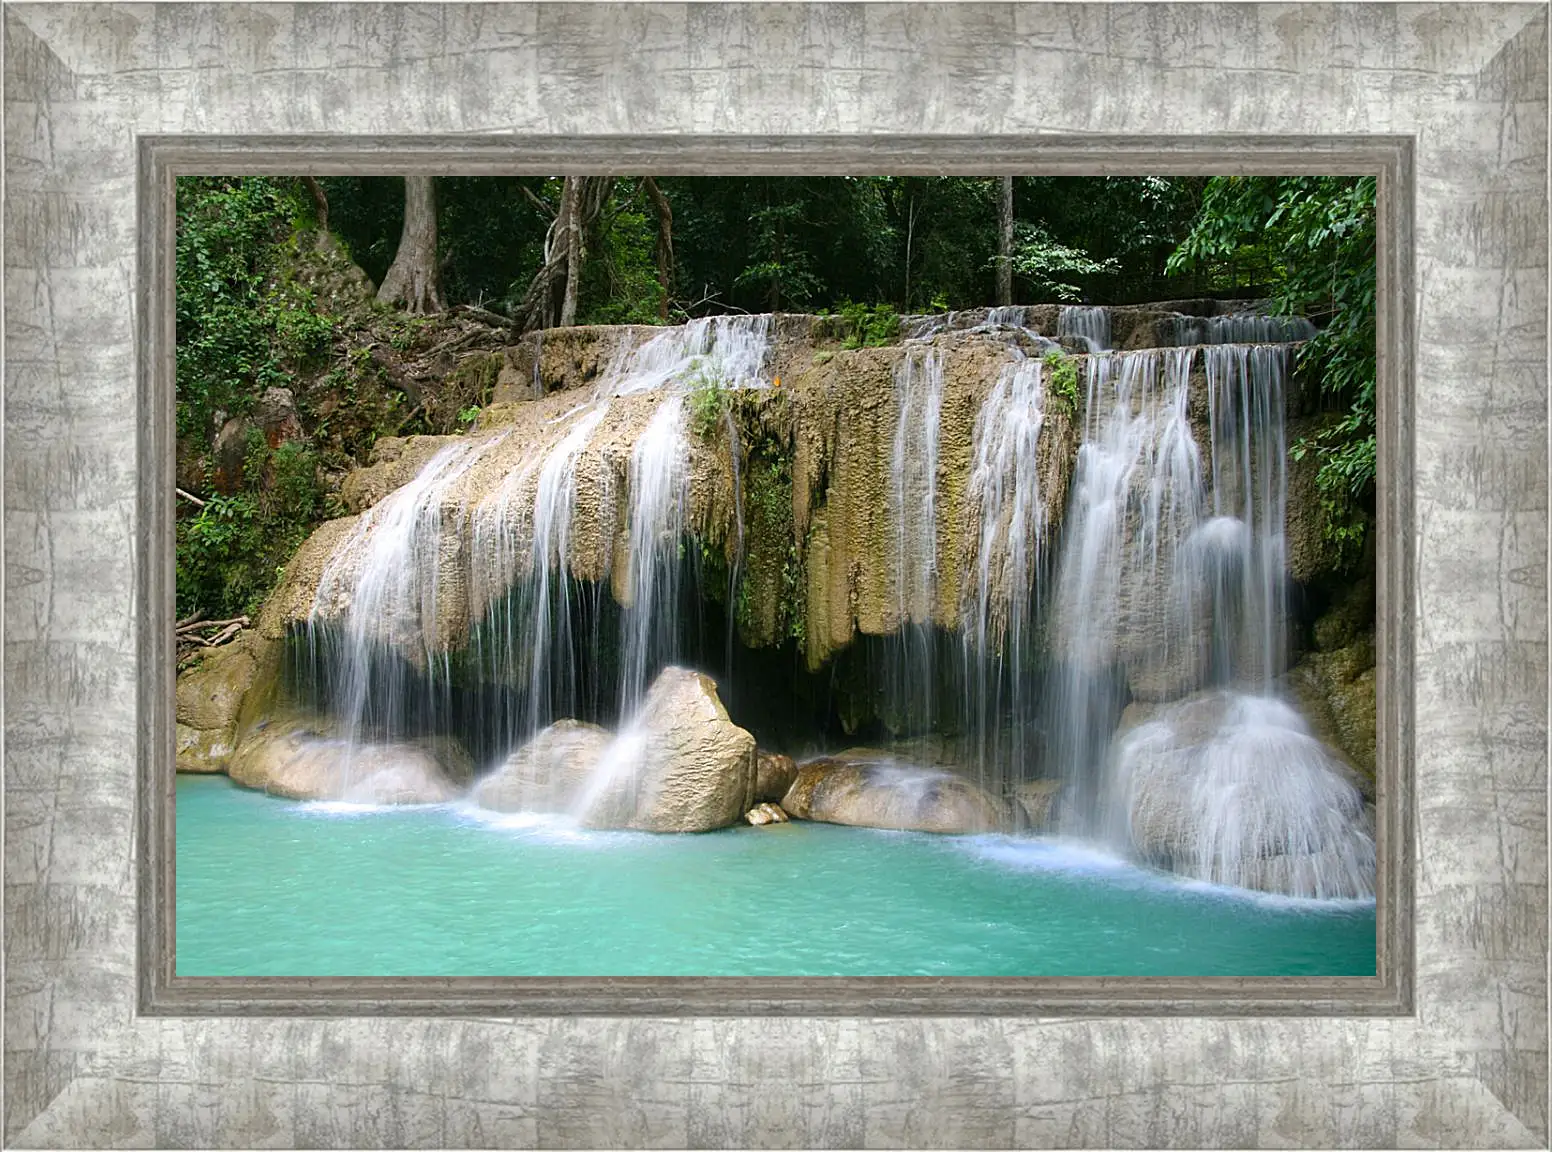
[835,301,901,349]
[1170,176,1377,564]
[1042,348,1080,413]
[579,182,665,325]
[1009,224,1119,303]
[175,176,336,442]
[685,360,731,440]
[175,438,323,619]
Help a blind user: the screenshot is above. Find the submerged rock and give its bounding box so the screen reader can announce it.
[1012,779,1064,833]
[745,802,790,826]
[781,751,1010,834]
[471,719,612,813]
[1111,690,1374,899]
[580,666,758,833]
[228,720,460,804]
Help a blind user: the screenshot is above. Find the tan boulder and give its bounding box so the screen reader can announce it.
[228,719,460,804]
[175,636,262,732]
[579,666,758,833]
[1013,779,1064,833]
[176,723,235,774]
[471,720,612,813]
[781,750,1009,834]
[745,802,790,826]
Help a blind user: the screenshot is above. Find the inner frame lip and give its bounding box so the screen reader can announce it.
[138,133,1414,1018]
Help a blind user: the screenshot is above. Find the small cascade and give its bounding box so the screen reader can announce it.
[619,394,689,714]
[1109,692,1375,899]
[1201,343,1291,688]
[986,305,1028,328]
[1170,312,1316,346]
[960,353,1050,790]
[1058,305,1111,352]
[306,313,773,772]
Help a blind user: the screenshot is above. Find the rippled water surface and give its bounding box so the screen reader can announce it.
[176,775,1377,977]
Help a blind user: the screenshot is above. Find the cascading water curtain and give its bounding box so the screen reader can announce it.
[619,393,689,716]
[1042,347,1205,833]
[307,436,500,786]
[887,345,945,746]
[1202,342,1291,692]
[960,352,1049,796]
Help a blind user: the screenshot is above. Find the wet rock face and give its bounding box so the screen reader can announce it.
[471,720,612,814]
[580,666,758,834]
[781,750,1010,834]
[1111,690,1375,899]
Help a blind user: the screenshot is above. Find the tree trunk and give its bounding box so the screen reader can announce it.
[377,176,445,314]
[303,176,329,229]
[997,176,1014,306]
[644,177,674,323]
[559,177,584,327]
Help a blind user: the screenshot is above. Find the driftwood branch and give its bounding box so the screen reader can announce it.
[176,487,206,508]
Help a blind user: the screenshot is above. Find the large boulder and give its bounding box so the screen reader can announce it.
[174,634,280,774]
[227,719,461,804]
[471,720,612,813]
[176,723,235,774]
[579,667,758,833]
[176,637,263,732]
[754,750,799,804]
[1111,689,1374,899]
[781,750,1010,834]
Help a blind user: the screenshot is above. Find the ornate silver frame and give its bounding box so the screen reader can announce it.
[137,133,1415,1019]
[7,4,1546,1146]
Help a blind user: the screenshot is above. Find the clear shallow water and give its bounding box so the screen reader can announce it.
[176,774,1376,977]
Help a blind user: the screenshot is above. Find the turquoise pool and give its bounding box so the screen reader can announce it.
[176,774,1377,977]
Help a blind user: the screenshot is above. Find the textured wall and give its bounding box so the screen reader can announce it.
[3,3,1547,1146]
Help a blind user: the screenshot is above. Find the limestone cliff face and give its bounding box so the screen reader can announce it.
[259,322,1082,676]
[255,310,1333,702]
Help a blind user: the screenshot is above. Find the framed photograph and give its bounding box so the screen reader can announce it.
[6,3,1545,1147]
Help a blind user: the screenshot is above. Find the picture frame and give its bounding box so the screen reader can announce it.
[6,3,1545,1146]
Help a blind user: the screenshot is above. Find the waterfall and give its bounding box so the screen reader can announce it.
[307,314,773,771]
[307,434,505,782]
[1043,348,1202,828]
[1037,338,1372,897]
[1058,305,1111,352]
[886,345,946,738]
[960,352,1050,791]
